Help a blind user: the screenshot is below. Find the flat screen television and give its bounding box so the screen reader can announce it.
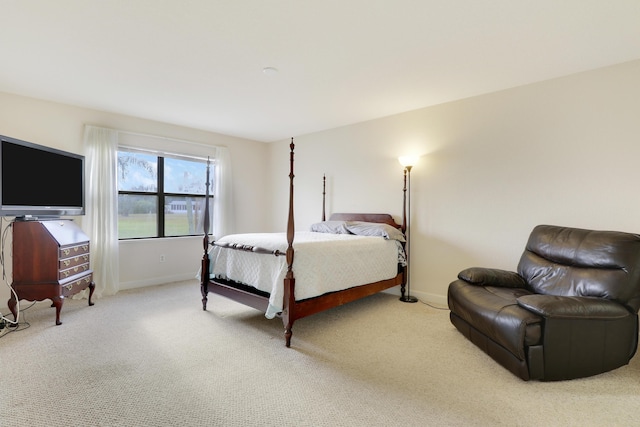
[0,134,85,218]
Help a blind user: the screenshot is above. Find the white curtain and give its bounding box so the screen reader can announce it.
[82,125,119,297]
[212,146,234,239]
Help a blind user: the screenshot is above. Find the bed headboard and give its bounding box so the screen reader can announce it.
[328,213,403,230]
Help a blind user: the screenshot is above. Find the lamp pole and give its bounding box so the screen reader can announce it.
[400,163,418,303]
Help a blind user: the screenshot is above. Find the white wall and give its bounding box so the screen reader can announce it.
[3,58,639,315]
[268,59,640,305]
[0,92,268,313]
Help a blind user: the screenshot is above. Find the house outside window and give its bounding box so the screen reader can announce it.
[117,149,213,239]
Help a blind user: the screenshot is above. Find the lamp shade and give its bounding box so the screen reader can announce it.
[398,155,419,168]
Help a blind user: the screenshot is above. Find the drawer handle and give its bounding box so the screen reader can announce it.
[63,249,70,256]
[63,260,71,266]
[65,277,89,290]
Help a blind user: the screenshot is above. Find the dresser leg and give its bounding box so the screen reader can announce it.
[8,295,18,323]
[51,296,63,325]
[88,281,95,306]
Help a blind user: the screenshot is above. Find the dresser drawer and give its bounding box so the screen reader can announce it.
[59,242,90,258]
[61,273,93,297]
[59,253,89,270]
[59,262,91,280]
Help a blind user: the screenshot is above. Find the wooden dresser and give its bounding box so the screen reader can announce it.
[8,219,95,325]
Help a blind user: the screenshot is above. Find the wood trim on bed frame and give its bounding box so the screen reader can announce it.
[200,138,407,347]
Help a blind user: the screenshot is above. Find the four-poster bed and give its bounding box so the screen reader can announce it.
[200,138,408,347]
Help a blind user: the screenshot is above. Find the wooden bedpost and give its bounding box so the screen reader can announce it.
[282,138,296,347]
[201,157,211,310]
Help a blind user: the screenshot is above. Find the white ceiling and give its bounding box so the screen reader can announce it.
[2,1,640,143]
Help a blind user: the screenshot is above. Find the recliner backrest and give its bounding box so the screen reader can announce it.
[517,225,640,311]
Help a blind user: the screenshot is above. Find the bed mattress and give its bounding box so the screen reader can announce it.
[208,231,402,318]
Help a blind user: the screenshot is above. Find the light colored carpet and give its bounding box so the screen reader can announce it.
[1,280,639,427]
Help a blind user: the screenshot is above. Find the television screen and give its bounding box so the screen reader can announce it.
[0,135,85,218]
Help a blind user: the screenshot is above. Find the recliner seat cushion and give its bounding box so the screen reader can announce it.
[448,280,542,360]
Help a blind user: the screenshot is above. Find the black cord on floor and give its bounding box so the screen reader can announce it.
[418,299,449,311]
[0,302,34,338]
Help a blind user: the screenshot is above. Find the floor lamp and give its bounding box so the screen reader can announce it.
[398,156,418,303]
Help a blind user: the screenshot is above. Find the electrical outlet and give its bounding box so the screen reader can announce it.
[159,254,166,263]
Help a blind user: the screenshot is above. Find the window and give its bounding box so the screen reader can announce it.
[117,149,213,239]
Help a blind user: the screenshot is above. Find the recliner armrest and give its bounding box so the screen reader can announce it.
[457,267,526,288]
[517,294,631,319]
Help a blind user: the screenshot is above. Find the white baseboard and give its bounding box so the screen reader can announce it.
[119,273,198,291]
[1,280,449,313]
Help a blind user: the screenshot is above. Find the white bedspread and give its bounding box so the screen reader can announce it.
[208,231,401,318]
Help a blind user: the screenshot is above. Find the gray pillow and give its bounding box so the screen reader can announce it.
[345,221,406,242]
[310,221,351,234]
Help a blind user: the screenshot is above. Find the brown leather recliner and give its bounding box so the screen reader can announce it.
[447,224,640,381]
